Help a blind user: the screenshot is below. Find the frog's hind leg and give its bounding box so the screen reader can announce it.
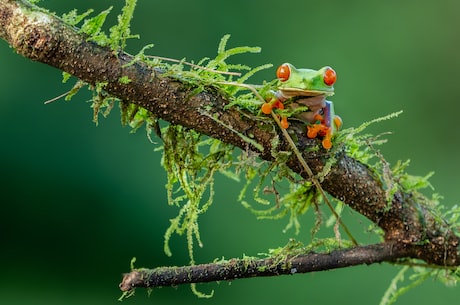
[306,101,337,149]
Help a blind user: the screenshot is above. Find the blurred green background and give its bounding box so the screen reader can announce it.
[1,0,459,304]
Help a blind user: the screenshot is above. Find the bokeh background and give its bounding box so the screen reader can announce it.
[1,0,459,304]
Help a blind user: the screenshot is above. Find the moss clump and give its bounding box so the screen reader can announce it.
[52,1,460,301]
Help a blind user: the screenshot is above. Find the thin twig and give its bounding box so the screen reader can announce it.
[146,55,242,76]
[43,90,71,104]
[119,242,405,291]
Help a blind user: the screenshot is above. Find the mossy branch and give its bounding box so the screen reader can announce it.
[1,0,459,293]
[119,242,408,291]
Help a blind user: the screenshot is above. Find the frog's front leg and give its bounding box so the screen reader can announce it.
[306,101,342,149]
[261,95,289,129]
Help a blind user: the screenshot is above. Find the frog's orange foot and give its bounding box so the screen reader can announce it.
[261,102,273,114]
[261,98,288,128]
[280,116,289,129]
[273,100,284,110]
[334,115,343,130]
[322,134,332,150]
[307,124,333,149]
[307,124,329,138]
[307,124,320,138]
[318,126,330,137]
[261,99,285,114]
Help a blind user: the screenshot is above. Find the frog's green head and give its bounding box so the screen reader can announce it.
[276,63,336,98]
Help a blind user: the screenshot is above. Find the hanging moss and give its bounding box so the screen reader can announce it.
[50,0,460,300]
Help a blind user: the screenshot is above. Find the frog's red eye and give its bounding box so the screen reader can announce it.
[276,64,291,82]
[323,67,336,86]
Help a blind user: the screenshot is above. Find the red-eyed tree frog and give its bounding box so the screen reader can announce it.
[261,63,342,149]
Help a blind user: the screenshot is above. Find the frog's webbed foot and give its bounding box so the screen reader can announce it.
[262,98,289,129]
[307,114,332,148]
[306,111,342,150]
[306,114,328,138]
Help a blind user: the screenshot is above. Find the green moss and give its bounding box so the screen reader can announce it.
[61,8,94,26]
[109,0,139,51]
[118,75,132,84]
[337,111,443,212]
[53,1,460,300]
[161,125,235,264]
[59,0,457,250]
[78,7,113,46]
[60,0,138,51]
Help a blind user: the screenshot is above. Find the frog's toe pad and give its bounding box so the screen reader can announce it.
[334,116,343,130]
[307,125,319,138]
[261,103,273,114]
[322,137,332,150]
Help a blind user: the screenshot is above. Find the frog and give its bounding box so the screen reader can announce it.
[261,63,342,149]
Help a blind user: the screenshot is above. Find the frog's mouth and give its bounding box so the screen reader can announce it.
[279,88,334,98]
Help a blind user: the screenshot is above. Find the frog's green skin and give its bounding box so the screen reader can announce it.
[276,64,335,98]
[262,63,341,149]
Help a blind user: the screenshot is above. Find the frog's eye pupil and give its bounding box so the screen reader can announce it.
[323,67,337,86]
[276,64,291,82]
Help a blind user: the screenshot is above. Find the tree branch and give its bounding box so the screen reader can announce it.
[1,0,458,291]
[119,243,408,291]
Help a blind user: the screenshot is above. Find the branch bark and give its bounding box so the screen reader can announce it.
[119,243,408,291]
[1,0,458,291]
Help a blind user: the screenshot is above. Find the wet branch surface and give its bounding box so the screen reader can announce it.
[1,0,458,291]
